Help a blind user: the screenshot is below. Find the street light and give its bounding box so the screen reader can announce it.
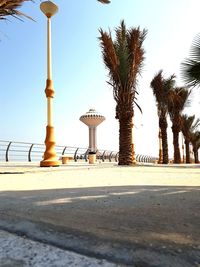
[40,1,60,167]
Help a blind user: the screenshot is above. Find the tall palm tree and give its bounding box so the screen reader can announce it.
[181,114,200,163]
[150,71,175,164]
[0,0,33,21]
[190,130,200,163]
[181,34,200,87]
[168,87,191,163]
[99,20,147,165]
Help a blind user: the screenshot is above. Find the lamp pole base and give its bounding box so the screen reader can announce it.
[40,125,60,167]
[40,160,60,167]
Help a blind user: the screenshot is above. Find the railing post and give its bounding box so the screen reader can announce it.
[84,149,89,162]
[115,152,119,162]
[74,148,79,162]
[109,151,113,162]
[6,142,12,162]
[62,146,67,155]
[28,144,34,162]
[102,150,106,162]
[95,149,98,160]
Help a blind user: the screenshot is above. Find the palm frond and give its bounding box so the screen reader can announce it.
[190,130,200,148]
[99,28,119,86]
[181,34,200,87]
[127,27,147,85]
[192,117,200,131]
[0,0,34,21]
[181,114,195,139]
[150,71,176,116]
[114,20,129,89]
[168,87,191,122]
[99,21,147,118]
[150,70,164,106]
[133,100,142,114]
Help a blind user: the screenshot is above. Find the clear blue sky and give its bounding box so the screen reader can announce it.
[0,0,200,157]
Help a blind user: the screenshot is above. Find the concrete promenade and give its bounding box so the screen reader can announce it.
[0,162,200,266]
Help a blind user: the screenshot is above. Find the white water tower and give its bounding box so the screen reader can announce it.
[80,109,105,152]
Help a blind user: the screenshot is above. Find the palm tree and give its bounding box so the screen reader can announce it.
[0,0,33,21]
[181,114,200,163]
[150,71,175,164]
[99,20,147,165]
[181,34,200,87]
[168,87,191,163]
[190,130,200,163]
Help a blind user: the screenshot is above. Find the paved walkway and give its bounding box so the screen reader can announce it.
[0,162,200,266]
[0,229,117,267]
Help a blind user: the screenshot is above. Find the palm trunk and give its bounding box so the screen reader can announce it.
[196,150,199,163]
[193,147,199,163]
[172,125,181,163]
[158,128,162,164]
[118,116,134,165]
[159,117,168,164]
[185,139,190,163]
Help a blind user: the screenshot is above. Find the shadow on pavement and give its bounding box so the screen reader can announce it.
[0,185,199,266]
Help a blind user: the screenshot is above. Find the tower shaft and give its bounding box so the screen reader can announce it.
[89,126,97,152]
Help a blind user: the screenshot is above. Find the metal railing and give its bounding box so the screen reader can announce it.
[0,140,157,163]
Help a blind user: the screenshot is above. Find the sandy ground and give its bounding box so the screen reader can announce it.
[0,162,200,266]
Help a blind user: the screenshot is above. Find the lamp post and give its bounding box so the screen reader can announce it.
[40,1,60,167]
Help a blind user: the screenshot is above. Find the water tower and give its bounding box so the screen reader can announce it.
[80,109,105,152]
